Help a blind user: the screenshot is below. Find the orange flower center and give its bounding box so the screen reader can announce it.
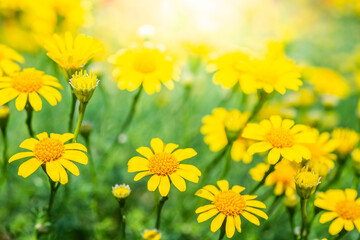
[213,190,246,216]
[265,128,295,148]
[148,153,179,176]
[335,200,360,221]
[34,138,64,163]
[133,50,157,74]
[12,70,43,93]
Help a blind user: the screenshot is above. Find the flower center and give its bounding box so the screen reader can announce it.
[133,50,157,74]
[148,153,179,176]
[34,138,64,163]
[265,128,295,148]
[335,200,360,221]
[213,190,246,216]
[12,70,43,93]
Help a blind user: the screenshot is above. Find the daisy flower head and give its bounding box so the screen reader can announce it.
[195,180,268,238]
[332,128,359,155]
[9,132,88,184]
[242,115,316,164]
[128,138,200,197]
[112,184,131,200]
[294,165,321,199]
[69,70,99,103]
[315,189,360,235]
[0,44,24,75]
[207,51,251,91]
[43,32,104,72]
[304,130,339,178]
[240,42,302,95]
[0,68,62,111]
[110,42,180,95]
[142,229,161,240]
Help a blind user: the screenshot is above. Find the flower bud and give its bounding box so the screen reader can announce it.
[70,70,99,103]
[294,166,321,199]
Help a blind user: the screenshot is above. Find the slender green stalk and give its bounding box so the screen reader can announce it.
[46,177,60,220]
[118,201,126,239]
[220,143,233,179]
[25,105,35,137]
[1,127,8,181]
[267,195,283,215]
[84,137,99,217]
[353,175,359,190]
[286,207,296,240]
[218,223,226,240]
[73,102,87,143]
[300,198,308,240]
[330,229,347,240]
[119,86,143,134]
[155,196,168,230]
[249,162,277,194]
[68,93,77,132]
[201,146,229,184]
[247,90,271,123]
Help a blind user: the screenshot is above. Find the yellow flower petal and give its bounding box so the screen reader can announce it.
[164,143,178,153]
[36,132,48,140]
[15,93,27,111]
[62,150,88,165]
[329,217,344,235]
[151,138,164,153]
[128,156,149,166]
[178,164,201,176]
[57,162,68,184]
[232,185,245,194]
[46,161,60,182]
[226,216,235,238]
[245,200,266,208]
[345,189,358,201]
[248,142,272,155]
[217,180,229,191]
[195,189,215,201]
[268,148,280,164]
[197,208,219,223]
[134,171,151,181]
[195,204,215,214]
[177,169,200,183]
[169,172,186,192]
[147,174,161,191]
[18,158,42,178]
[29,92,42,111]
[0,88,19,106]
[210,213,226,232]
[136,146,154,159]
[245,207,268,219]
[173,148,197,161]
[59,133,74,143]
[270,115,282,128]
[59,159,80,176]
[241,211,260,225]
[203,185,220,195]
[158,176,170,196]
[344,220,354,231]
[234,215,241,232]
[64,143,87,152]
[9,152,34,163]
[19,138,38,150]
[319,212,338,223]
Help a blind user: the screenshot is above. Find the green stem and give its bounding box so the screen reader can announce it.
[218,223,226,240]
[85,137,99,217]
[73,102,87,143]
[46,177,61,220]
[25,104,34,137]
[300,198,308,240]
[247,90,271,123]
[68,93,77,132]
[331,229,347,240]
[119,86,143,134]
[118,201,126,239]
[267,195,283,215]
[249,162,277,194]
[353,175,359,190]
[201,146,229,184]
[286,207,296,240]
[322,155,347,190]
[1,127,8,181]
[220,143,232,179]
[155,196,168,230]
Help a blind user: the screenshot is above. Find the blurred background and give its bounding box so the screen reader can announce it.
[0,0,360,239]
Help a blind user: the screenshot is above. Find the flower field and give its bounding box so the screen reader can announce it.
[0,0,360,239]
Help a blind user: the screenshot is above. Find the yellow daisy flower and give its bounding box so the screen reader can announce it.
[201,108,252,163]
[207,51,251,90]
[9,132,88,184]
[110,42,180,95]
[240,42,302,94]
[242,115,316,164]
[142,229,161,240]
[250,159,298,196]
[43,32,104,71]
[128,138,201,197]
[0,44,24,75]
[0,68,62,111]
[332,128,359,155]
[195,180,268,238]
[112,184,131,200]
[315,189,360,235]
[304,68,349,99]
[304,131,339,178]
